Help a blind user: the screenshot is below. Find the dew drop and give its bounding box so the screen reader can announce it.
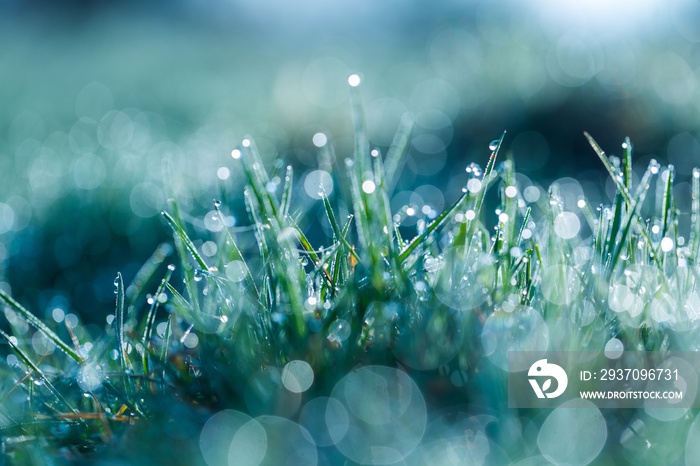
[649,159,660,174]
[660,237,675,253]
[488,139,499,151]
[465,162,483,177]
[348,74,361,87]
[361,180,376,194]
[312,132,327,148]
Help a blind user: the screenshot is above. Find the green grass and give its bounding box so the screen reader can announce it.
[0,81,698,465]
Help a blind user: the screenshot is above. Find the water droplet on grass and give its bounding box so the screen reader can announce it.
[312,132,327,147]
[661,237,675,253]
[348,74,361,87]
[488,139,499,151]
[465,162,482,177]
[649,159,660,174]
[361,180,376,194]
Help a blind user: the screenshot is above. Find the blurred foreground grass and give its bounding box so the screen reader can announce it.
[0,77,699,465]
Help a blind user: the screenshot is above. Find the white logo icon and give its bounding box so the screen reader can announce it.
[528,359,568,399]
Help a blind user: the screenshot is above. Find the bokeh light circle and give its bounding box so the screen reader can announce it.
[281,360,314,393]
[330,365,426,464]
[537,399,607,466]
[481,306,550,371]
[242,416,317,466]
[200,410,258,466]
[298,396,349,448]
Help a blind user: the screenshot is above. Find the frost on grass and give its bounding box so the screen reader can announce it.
[3,89,700,465]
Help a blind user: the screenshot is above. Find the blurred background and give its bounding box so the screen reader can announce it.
[3,0,700,323]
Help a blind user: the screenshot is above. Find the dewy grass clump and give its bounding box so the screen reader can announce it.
[1,78,700,465]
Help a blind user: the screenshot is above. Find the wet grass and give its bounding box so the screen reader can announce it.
[0,80,698,465]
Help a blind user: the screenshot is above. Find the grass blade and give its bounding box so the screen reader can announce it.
[384,114,414,193]
[322,194,361,264]
[114,273,132,376]
[0,329,77,414]
[280,164,294,219]
[213,201,259,297]
[692,168,700,262]
[126,243,173,303]
[0,290,83,364]
[162,210,209,272]
[661,164,674,239]
[348,77,370,180]
[141,267,173,375]
[471,131,506,223]
[345,159,369,251]
[515,207,532,247]
[291,222,334,288]
[398,189,473,263]
[622,137,633,193]
[584,132,666,273]
[372,150,397,258]
[239,137,281,230]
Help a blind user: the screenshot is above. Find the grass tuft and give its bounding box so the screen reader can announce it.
[0,91,698,465]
